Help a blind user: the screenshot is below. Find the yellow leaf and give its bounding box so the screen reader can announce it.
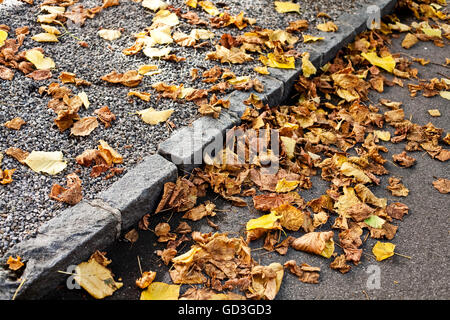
[142,0,168,11]
[152,9,180,26]
[301,52,317,78]
[334,186,361,217]
[98,29,122,41]
[31,32,59,42]
[138,64,159,75]
[143,46,172,58]
[303,35,324,43]
[317,21,338,32]
[75,259,123,299]
[440,91,450,100]
[427,109,441,117]
[340,161,371,184]
[98,140,123,165]
[274,1,300,14]
[275,178,300,193]
[40,5,65,14]
[25,49,55,70]
[190,28,215,40]
[199,1,220,16]
[422,27,442,38]
[0,30,7,47]
[320,239,335,258]
[185,0,197,8]
[24,151,67,175]
[140,282,180,300]
[150,25,173,44]
[259,53,295,69]
[41,24,61,35]
[374,130,391,141]
[137,108,174,125]
[128,90,151,102]
[78,91,90,109]
[246,211,282,231]
[254,66,270,75]
[361,51,396,73]
[372,241,395,261]
[37,14,58,24]
[280,136,296,159]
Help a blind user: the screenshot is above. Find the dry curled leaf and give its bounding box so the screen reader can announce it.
[49,173,82,205]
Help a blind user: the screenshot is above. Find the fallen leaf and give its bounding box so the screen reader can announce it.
[24,151,67,175]
[31,32,59,42]
[25,49,55,70]
[74,256,123,299]
[136,271,157,289]
[274,1,300,14]
[283,260,320,284]
[361,52,396,73]
[98,29,122,41]
[7,256,24,271]
[317,21,338,32]
[71,117,99,136]
[372,241,395,261]
[291,231,334,258]
[3,117,26,130]
[432,178,450,194]
[49,173,83,205]
[136,108,174,125]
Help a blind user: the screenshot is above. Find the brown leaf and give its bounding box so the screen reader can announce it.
[3,117,26,130]
[392,151,416,167]
[101,70,143,87]
[432,178,450,194]
[94,106,116,128]
[136,271,156,289]
[182,201,216,221]
[386,202,409,220]
[70,117,99,136]
[291,231,334,256]
[26,69,52,80]
[0,65,15,80]
[283,260,320,284]
[49,173,83,205]
[5,147,29,164]
[253,192,304,211]
[330,254,351,274]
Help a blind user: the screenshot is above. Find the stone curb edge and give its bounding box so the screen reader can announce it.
[0,0,398,300]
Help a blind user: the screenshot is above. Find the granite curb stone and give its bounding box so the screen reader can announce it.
[98,154,178,230]
[0,200,120,299]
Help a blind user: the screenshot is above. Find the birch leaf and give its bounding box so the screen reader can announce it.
[274,1,300,14]
[372,241,395,261]
[361,52,396,73]
[75,259,123,299]
[31,33,59,42]
[98,29,122,41]
[364,215,386,229]
[24,151,67,175]
[140,282,180,300]
[25,49,55,70]
[137,107,174,125]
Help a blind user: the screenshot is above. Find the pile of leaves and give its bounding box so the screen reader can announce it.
[2,0,449,300]
[125,0,448,300]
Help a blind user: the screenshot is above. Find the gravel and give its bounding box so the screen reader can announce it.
[0,0,371,255]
